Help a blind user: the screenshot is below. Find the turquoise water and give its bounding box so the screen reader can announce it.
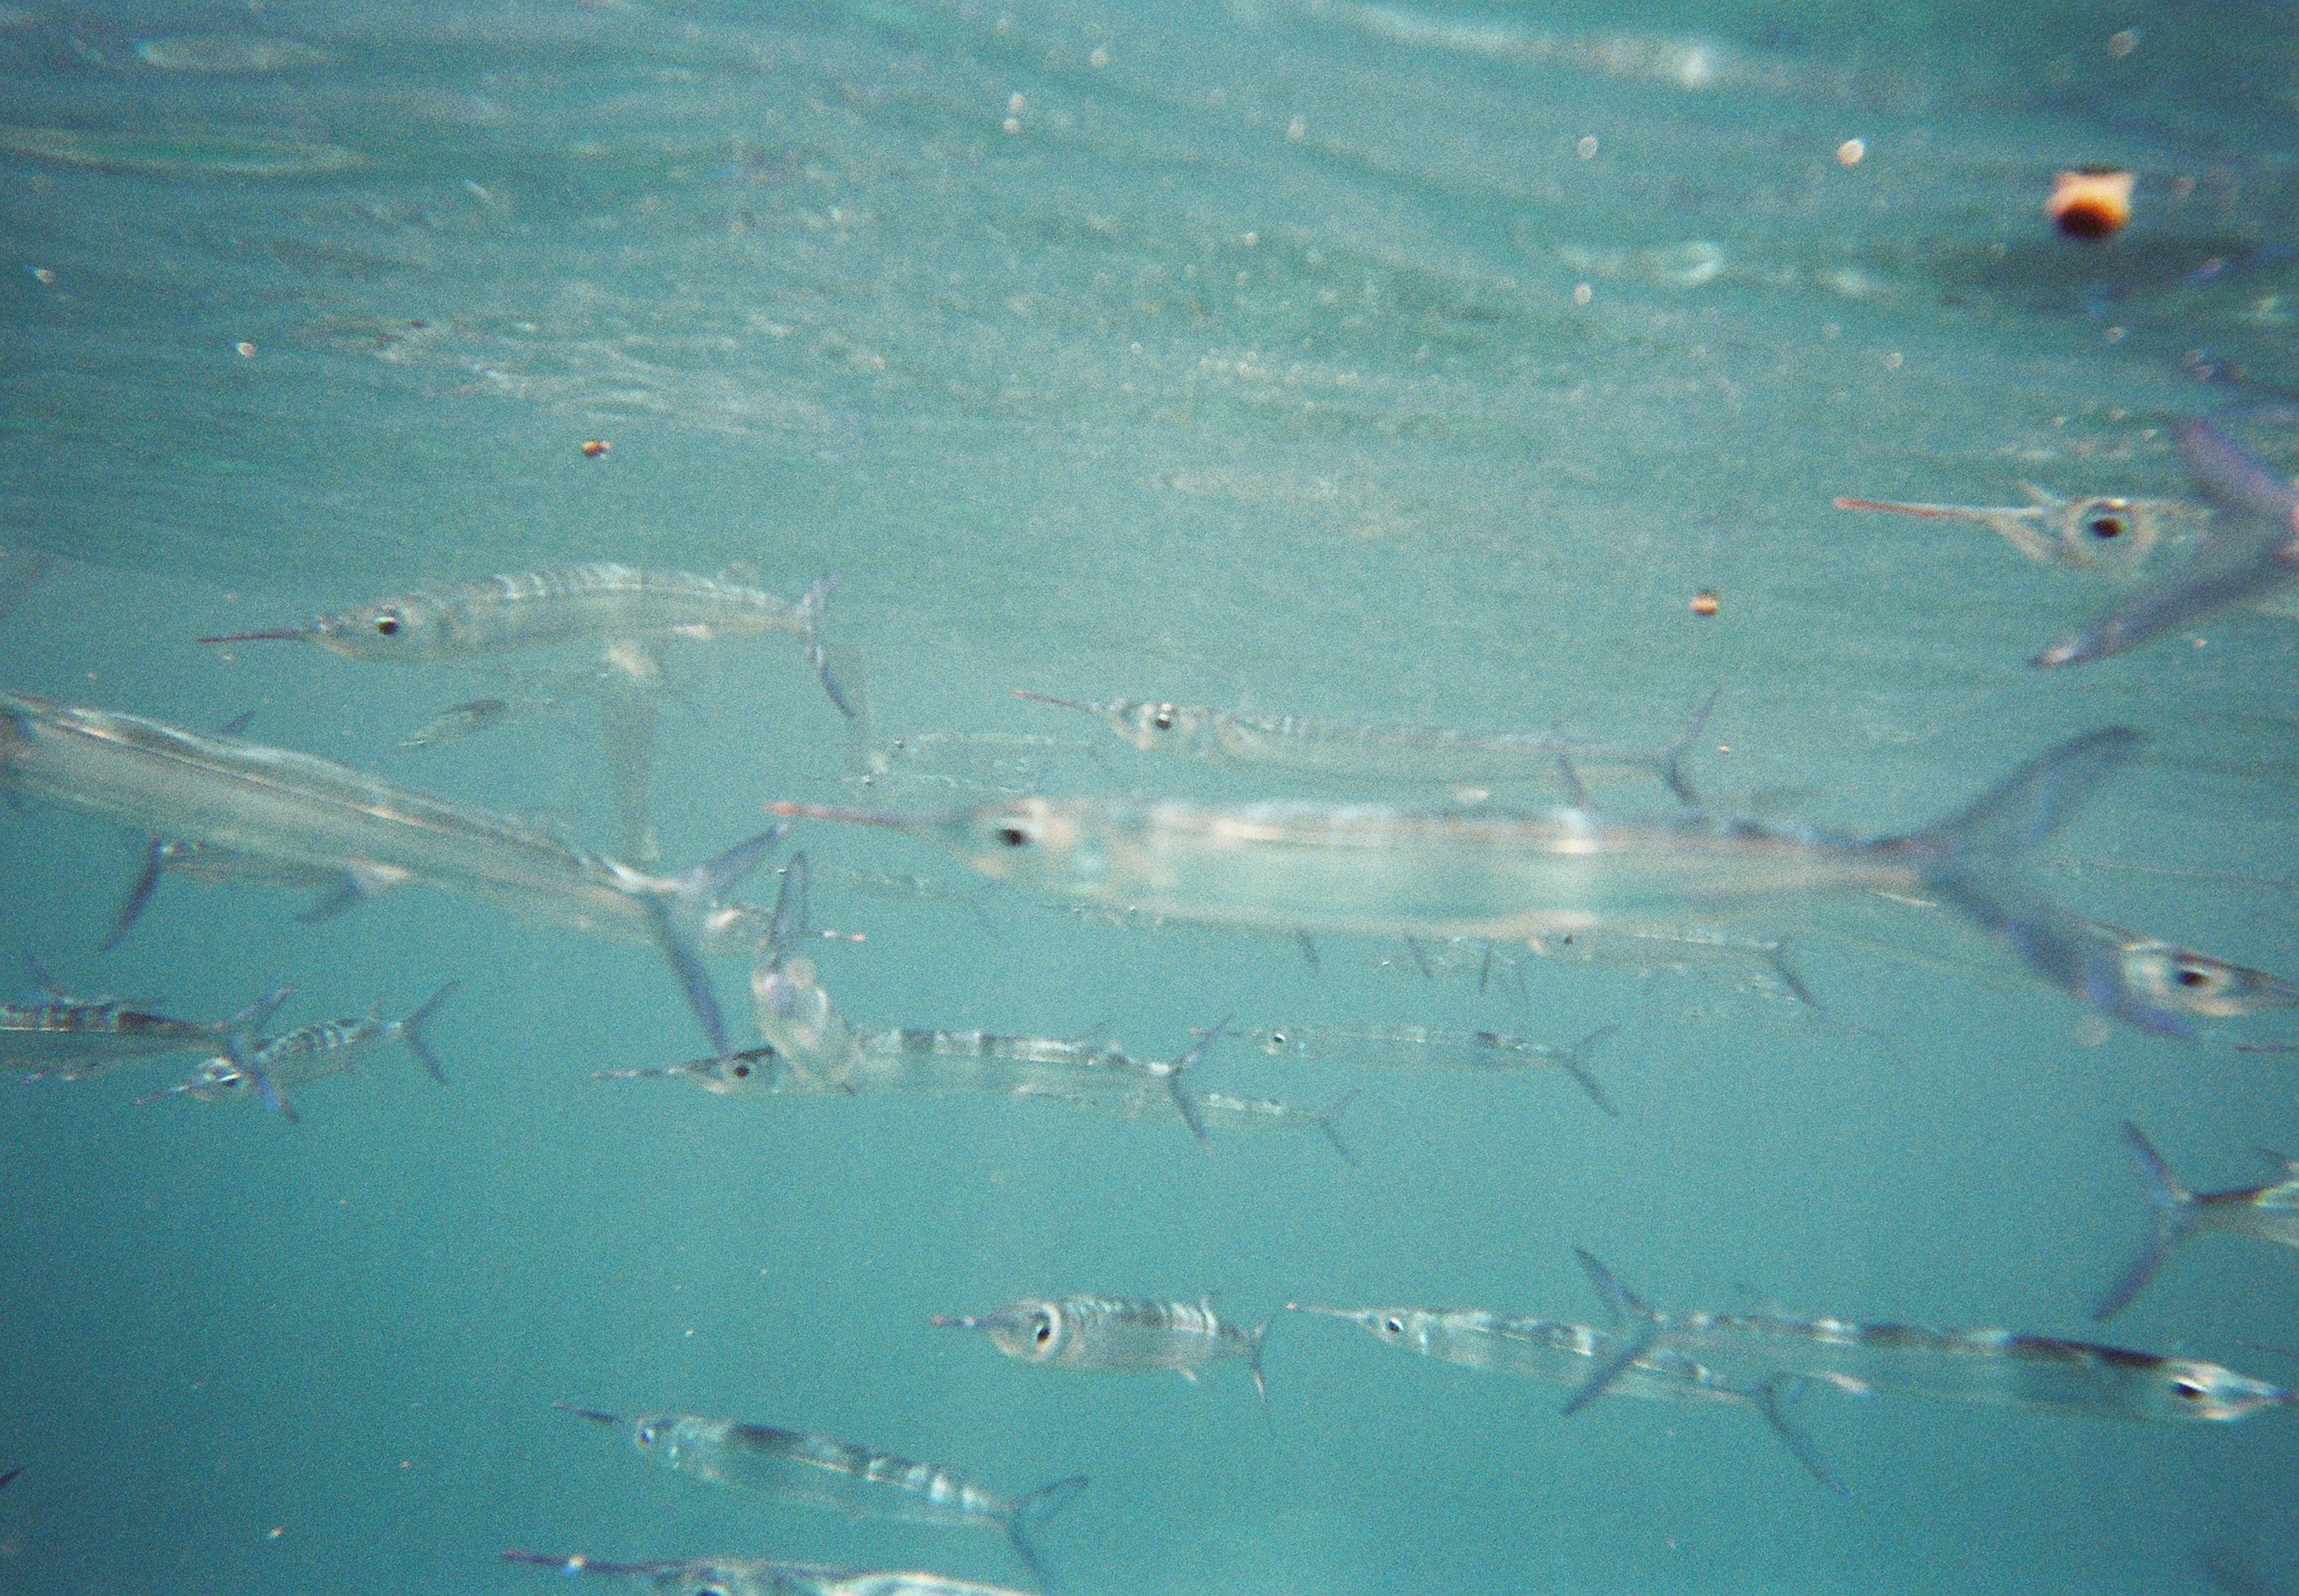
[4,1,2299,1592]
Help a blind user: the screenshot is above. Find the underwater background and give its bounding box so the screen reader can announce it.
[4,1,2299,1592]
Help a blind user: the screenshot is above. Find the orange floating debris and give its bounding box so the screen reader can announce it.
[2048,168,2134,241]
[580,439,611,457]
[1690,590,1720,617]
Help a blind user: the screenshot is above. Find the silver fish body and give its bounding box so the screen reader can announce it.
[204,563,811,662]
[0,692,765,1055]
[6,990,281,1082]
[1573,1252,2293,1424]
[557,1405,1084,1586]
[504,1553,1036,1596]
[142,982,455,1110]
[933,1295,1266,1396]
[1012,688,1717,800]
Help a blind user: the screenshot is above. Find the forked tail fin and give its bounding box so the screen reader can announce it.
[1313,1090,1361,1170]
[399,980,459,1085]
[652,832,778,1059]
[1749,1375,1851,1498]
[1657,686,1724,805]
[1561,1249,1661,1415]
[1888,729,2142,869]
[1548,1023,1622,1119]
[2094,1122,2198,1322]
[1006,1474,1088,1594]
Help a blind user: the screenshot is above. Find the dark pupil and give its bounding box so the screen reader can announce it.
[2088,516,2124,539]
[1153,709,1174,730]
[2176,966,2213,988]
[997,825,1030,848]
[1385,1318,1403,1334]
[2176,1381,2204,1400]
[1035,1322,1052,1345]
[375,613,401,635]
[731,1061,751,1078]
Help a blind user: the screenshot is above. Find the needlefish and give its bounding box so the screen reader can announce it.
[2094,1123,2299,1321]
[135,981,457,1122]
[777,728,2203,1036]
[503,1552,1038,1596]
[8,973,288,1082]
[1835,486,2206,575]
[554,1405,1084,1591]
[932,1295,1268,1403]
[1238,1021,1622,1116]
[1287,1302,1848,1495]
[2033,420,2299,667]
[0,691,770,1057]
[1011,686,1720,802]
[1563,1251,2297,1437]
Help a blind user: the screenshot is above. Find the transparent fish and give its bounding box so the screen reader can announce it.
[8,979,287,1083]
[2034,422,2299,667]
[554,1405,1083,1591]
[0,691,769,1058]
[932,1295,1267,1401]
[1835,487,2204,575]
[1566,1251,2296,1426]
[1288,1302,1846,1494]
[135,982,456,1121]
[1238,1021,1621,1116]
[777,730,2191,1034]
[2094,1124,2299,1321]
[1011,687,1718,802]
[503,1553,1037,1596]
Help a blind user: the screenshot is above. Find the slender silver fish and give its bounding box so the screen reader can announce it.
[2095,1124,2299,1321]
[1288,1301,1846,1494]
[1835,487,2203,574]
[555,1404,1084,1591]
[1011,687,1719,802]
[136,981,457,1121]
[1565,1251,2296,1426]
[8,979,288,1082]
[777,729,2193,1034]
[2036,421,2299,667]
[933,1295,1266,1401]
[0,691,769,1057]
[504,1552,1036,1596]
[1238,1021,1621,1116]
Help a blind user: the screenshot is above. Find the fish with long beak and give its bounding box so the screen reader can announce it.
[773,728,2202,1037]
[932,1294,1267,1404]
[1834,486,2202,573]
[2034,421,2299,666]
[553,1403,1086,1592]
[1011,685,1720,802]
[135,981,457,1121]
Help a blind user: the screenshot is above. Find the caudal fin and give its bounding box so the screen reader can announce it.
[1005,1474,1088,1593]
[1163,1016,1229,1148]
[1314,1090,1362,1169]
[399,980,459,1085]
[1549,1023,1622,1119]
[1749,1375,1850,1498]
[2094,1122,2197,1321]
[1561,1249,1661,1415]
[1892,729,2142,868]
[1657,686,1724,805]
[100,838,168,952]
[653,832,778,1059]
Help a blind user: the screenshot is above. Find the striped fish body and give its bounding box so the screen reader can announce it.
[975,1295,1252,1378]
[1297,1305,1748,1407]
[628,1416,1015,1530]
[504,1554,1033,1596]
[275,565,806,661]
[1648,1309,2290,1423]
[852,1029,1155,1101]
[1248,1023,1570,1072]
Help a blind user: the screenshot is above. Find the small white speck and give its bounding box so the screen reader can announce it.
[1088,45,1109,68]
[1572,283,1592,306]
[1286,116,1306,141]
[1576,135,1597,159]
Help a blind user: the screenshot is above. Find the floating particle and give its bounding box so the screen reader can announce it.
[235,341,256,358]
[1576,135,1598,159]
[1690,590,1719,617]
[1836,138,1864,166]
[580,439,610,458]
[1572,282,1592,305]
[29,266,54,285]
[1089,45,1109,67]
[2048,168,2133,240]
[1287,116,1307,141]
[2107,28,2138,57]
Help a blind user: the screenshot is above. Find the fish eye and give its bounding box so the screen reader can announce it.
[1383,1316,1405,1336]
[636,1423,657,1446]
[2174,963,2220,990]
[1151,705,1176,731]
[730,1061,751,1078]
[2173,1378,2207,1402]
[1034,1315,1054,1345]
[374,609,403,636]
[996,822,1035,848]
[2086,515,2125,540]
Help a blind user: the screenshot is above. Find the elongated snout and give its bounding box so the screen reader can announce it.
[552,1401,624,1427]
[195,627,313,645]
